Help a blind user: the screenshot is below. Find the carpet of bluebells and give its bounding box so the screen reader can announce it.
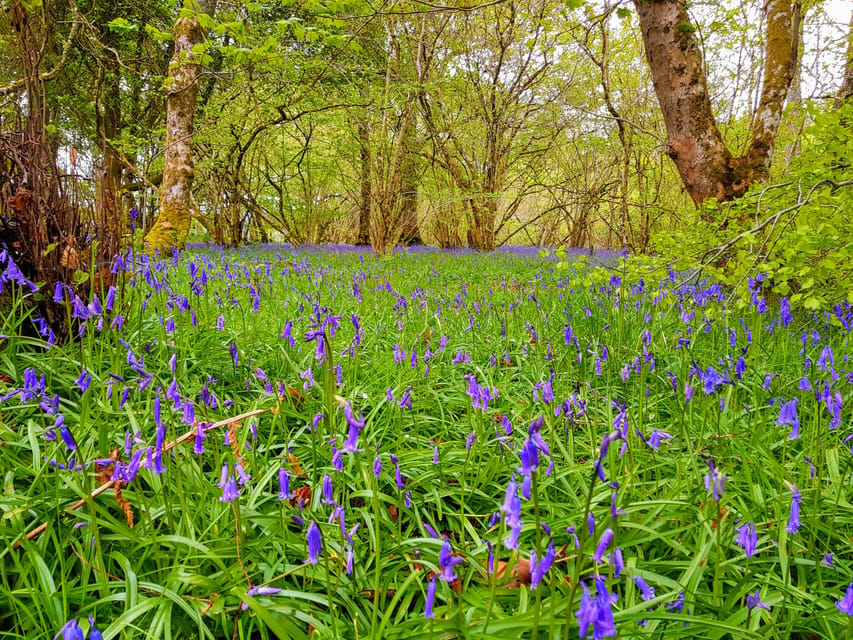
[1,244,853,639]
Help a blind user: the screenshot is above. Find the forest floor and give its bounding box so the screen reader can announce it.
[0,244,851,639]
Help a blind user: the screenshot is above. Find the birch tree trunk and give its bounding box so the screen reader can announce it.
[634,0,797,204]
[144,11,205,252]
[836,9,853,106]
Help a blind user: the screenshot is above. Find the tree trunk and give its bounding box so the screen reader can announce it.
[144,13,205,252]
[398,118,421,245]
[96,65,123,238]
[634,0,796,204]
[785,2,804,165]
[356,117,372,245]
[836,9,853,106]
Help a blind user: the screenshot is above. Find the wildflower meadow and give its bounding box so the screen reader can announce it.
[1,244,852,639]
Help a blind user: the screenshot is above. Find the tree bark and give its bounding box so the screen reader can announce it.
[634,0,796,204]
[144,12,205,252]
[356,117,372,245]
[398,117,421,245]
[836,9,853,107]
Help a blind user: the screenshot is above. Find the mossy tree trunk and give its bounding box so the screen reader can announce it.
[634,0,797,205]
[144,11,205,252]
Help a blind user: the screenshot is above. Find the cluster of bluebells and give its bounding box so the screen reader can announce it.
[3,247,853,640]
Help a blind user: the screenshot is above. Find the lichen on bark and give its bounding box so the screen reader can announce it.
[144,14,204,252]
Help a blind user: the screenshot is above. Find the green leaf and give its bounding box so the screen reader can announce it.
[106,17,138,35]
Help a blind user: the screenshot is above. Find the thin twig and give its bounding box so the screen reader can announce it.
[16,408,267,546]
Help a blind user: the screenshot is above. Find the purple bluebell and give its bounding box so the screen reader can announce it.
[634,576,655,600]
[438,539,462,582]
[665,591,685,613]
[60,424,78,451]
[519,438,539,475]
[746,590,770,611]
[576,577,618,640]
[373,455,382,477]
[306,521,322,564]
[701,366,723,394]
[322,473,335,505]
[593,528,614,563]
[193,423,205,455]
[610,548,624,577]
[736,522,757,558]
[777,398,800,439]
[88,617,103,640]
[704,460,725,502]
[836,583,853,614]
[786,485,802,534]
[501,478,523,550]
[425,577,437,619]
[527,415,550,456]
[219,467,239,503]
[56,619,84,640]
[646,429,673,451]
[278,468,292,500]
[521,474,531,500]
[75,370,91,393]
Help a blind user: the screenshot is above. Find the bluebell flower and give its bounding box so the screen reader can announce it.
[425,577,437,619]
[398,386,412,409]
[500,478,523,550]
[646,429,673,451]
[277,319,295,347]
[779,297,792,326]
[665,591,685,613]
[55,618,83,640]
[306,521,322,564]
[88,616,103,640]
[746,590,770,611]
[576,577,618,639]
[528,415,550,456]
[60,424,78,451]
[633,576,655,600]
[786,485,801,534]
[736,522,757,558]
[75,370,91,393]
[704,460,725,502]
[322,473,335,505]
[836,582,853,615]
[701,366,723,394]
[593,528,614,563]
[438,539,462,582]
[278,468,292,500]
[777,398,799,439]
[218,465,239,502]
